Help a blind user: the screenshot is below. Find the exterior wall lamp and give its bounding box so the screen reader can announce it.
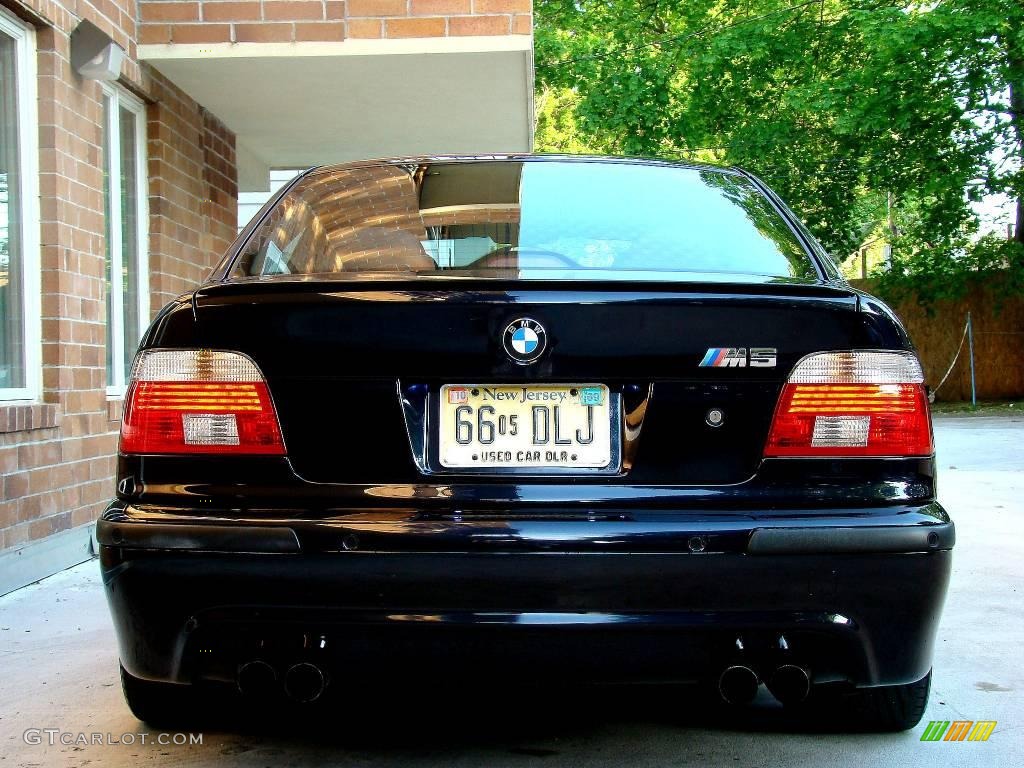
[71,20,125,81]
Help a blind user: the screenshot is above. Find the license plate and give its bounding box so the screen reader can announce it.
[438,384,613,469]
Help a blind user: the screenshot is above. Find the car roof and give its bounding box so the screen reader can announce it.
[300,154,742,179]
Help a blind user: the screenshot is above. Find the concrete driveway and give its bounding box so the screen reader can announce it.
[1,415,1022,767]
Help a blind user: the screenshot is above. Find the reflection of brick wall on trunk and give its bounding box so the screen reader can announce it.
[148,69,237,311]
[138,0,533,44]
[1,0,238,554]
[851,278,1024,402]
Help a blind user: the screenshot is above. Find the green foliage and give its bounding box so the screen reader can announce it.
[534,88,610,154]
[880,234,1024,305]
[534,0,1024,302]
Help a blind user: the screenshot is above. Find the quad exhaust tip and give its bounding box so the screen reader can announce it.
[718,665,760,706]
[236,660,277,697]
[284,662,327,704]
[767,664,811,705]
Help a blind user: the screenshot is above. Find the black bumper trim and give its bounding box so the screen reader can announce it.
[748,522,955,554]
[97,521,300,553]
[98,502,953,555]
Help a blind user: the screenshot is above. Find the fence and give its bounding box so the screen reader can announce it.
[849,278,1024,402]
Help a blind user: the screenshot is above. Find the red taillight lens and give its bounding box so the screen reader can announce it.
[120,350,285,455]
[764,351,933,457]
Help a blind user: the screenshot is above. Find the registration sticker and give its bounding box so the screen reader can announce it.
[448,387,469,404]
[580,386,604,406]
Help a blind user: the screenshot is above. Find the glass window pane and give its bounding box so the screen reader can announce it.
[103,94,114,387]
[0,32,24,390]
[233,161,816,283]
[118,104,139,380]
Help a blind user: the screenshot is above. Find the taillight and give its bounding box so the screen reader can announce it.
[120,350,285,455]
[765,351,932,457]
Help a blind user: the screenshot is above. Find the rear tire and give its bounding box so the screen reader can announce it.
[119,665,208,728]
[800,670,931,732]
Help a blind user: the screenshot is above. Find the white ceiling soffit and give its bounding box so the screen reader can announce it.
[141,38,534,173]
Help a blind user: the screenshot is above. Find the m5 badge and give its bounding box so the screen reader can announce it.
[699,347,777,368]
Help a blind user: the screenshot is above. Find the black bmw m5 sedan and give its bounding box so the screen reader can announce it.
[100,155,952,731]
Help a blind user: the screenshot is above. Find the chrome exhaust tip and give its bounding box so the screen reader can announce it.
[236,660,277,697]
[284,662,326,703]
[767,664,811,705]
[718,665,759,706]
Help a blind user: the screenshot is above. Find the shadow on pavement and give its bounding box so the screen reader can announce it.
[168,680,866,749]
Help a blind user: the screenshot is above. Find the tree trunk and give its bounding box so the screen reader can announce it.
[1009,57,1024,245]
[886,190,896,267]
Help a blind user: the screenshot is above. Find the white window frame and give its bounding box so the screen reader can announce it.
[0,9,40,402]
[101,84,149,397]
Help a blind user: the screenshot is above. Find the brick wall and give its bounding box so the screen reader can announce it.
[148,69,237,311]
[9,0,143,81]
[0,0,238,555]
[138,0,532,44]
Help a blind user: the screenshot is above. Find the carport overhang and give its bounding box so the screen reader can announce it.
[139,37,535,191]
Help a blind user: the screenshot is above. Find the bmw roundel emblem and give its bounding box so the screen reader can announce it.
[502,318,547,364]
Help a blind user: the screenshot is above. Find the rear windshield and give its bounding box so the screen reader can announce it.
[230,160,817,282]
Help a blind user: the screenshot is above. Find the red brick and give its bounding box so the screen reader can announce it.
[411,0,470,14]
[512,12,531,34]
[348,18,383,37]
[140,2,201,22]
[201,1,262,21]
[139,24,173,44]
[171,23,232,43]
[449,14,509,35]
[264,1,324,20]
[385,17,447,37]
[234,23,295,42]
[18,441,61,469]
[294,22,347,41]
[474,0,530,12]
[349,0,408,16]
[0,504,12,534]
[325,1,347,20]
[3,473,29,502]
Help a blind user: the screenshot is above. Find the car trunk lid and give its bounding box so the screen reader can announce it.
[189,279,866,485]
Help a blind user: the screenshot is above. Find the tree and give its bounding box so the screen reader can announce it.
[535,0,1024,300]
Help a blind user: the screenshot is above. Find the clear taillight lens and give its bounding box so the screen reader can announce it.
[120,350,285,455]
[764,351,933,457]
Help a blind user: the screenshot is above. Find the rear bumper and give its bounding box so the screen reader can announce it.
[99,502,953,690]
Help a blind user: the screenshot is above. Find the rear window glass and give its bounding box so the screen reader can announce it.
[230,160,816,282]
